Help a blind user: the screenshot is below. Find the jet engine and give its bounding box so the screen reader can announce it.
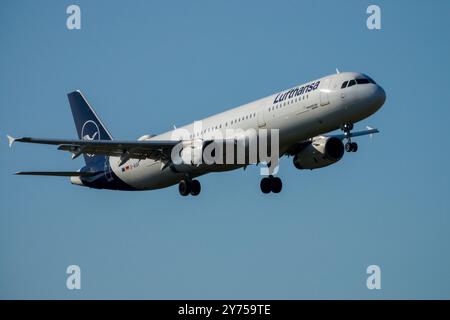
[293,136,344,170]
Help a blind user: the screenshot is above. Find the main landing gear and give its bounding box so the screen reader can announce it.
[341,123,358,153]
[260,175,282,194]
[178,179,201,196]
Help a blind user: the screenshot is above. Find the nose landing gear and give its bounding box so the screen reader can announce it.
[341,123,358,153]
[260,175,282,194]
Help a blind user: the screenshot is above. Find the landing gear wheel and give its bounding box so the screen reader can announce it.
[260,176,283,194]
[260,177,271,194]
[178,180,191,196]
[271,177,282,193]
[190,180,201,196]
[345,142,359,152]
[345,142,353,152]
[342,123,357,152]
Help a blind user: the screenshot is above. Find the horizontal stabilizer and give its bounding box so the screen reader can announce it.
[15,171,99,177]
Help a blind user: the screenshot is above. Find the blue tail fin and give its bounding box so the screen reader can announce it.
[67,90,113,170]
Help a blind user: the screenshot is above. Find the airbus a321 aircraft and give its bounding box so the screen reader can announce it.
[8,71,386,196]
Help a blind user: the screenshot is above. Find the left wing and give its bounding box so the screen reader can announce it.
[328,126,379,140]
[284,126,379,156]
[8,135,181,165]
[15,171,99,177]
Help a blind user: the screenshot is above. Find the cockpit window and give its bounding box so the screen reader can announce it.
[343,76,375,88]
[356,78,370,84]
[362,74,376,84]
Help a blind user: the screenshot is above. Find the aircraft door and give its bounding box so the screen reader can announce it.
[257,109,266,127]
[320,78,330,106]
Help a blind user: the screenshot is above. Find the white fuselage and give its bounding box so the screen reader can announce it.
[108,72,386,190]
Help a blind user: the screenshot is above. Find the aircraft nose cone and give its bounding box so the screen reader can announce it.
[374,85,386,107]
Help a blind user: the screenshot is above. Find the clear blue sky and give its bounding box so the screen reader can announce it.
[1,0,450,299]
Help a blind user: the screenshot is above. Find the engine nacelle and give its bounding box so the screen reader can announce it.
[293,136,344,170]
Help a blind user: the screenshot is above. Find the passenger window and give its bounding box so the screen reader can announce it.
[341,81,348,88]
[348,80,356,87]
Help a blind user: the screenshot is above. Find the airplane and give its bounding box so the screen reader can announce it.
[7,71,386,196]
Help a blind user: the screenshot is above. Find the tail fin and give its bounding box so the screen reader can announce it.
[67,90,113,170]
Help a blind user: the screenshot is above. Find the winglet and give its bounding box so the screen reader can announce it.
[366,126,375,138]
[7,135,16,148]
